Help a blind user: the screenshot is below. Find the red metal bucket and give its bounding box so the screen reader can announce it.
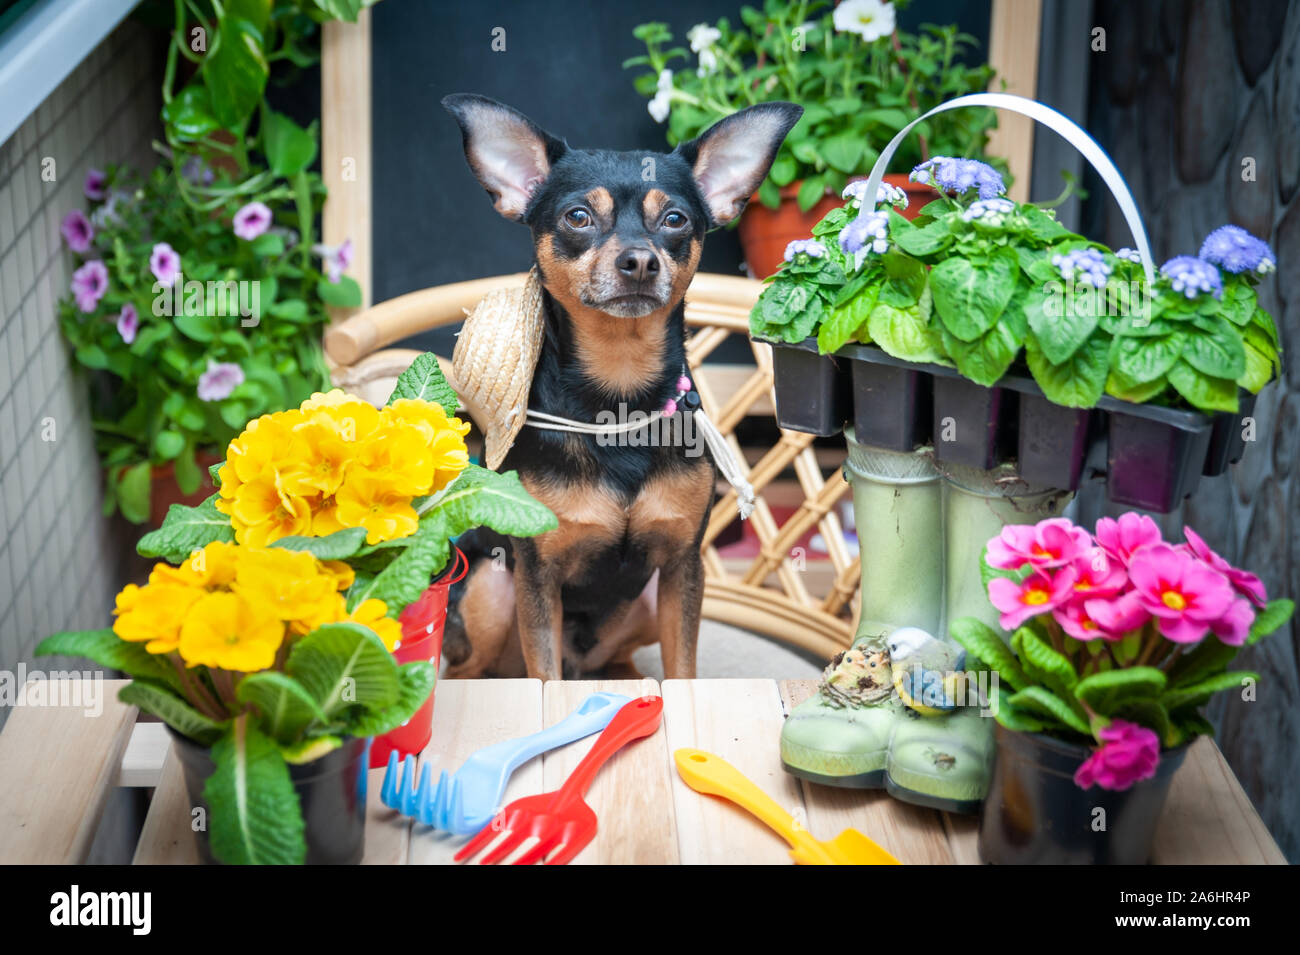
[369,545,468,768]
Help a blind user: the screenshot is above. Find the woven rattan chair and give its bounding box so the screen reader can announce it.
[323,272,858,659]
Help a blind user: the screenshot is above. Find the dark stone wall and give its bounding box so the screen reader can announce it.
[1083,0,1299,861]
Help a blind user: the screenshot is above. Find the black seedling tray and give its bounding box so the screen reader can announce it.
[999,375,1094,492]
[1098,394,1214,511]
[1202,390,1257,477]
[837,342,934,451]
[769,338,851,436]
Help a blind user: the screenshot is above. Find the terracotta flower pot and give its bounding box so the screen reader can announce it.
[737,174,934,279]
[148,450,223,527]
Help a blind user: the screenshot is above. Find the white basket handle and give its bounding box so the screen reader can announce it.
[863,92,1156,286]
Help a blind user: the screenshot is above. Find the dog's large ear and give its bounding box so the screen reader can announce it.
[676,102,803,227]
[442,94,567,221]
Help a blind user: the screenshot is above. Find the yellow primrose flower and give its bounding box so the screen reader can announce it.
[347,598,403,651]
[227,475,313,546]
[279,418,353,497]
[148,540,240,590]
[289,591,349,636]
[310,494,348,537]
[429,425,471,494]
[232,547,337,621]
[320,560,356,591]
[225,409,306,485]
[299,391,380,443]
[178,592,286,671]
[113,583,202,653]
[384,398,471,443]
[355,426,435,497]
[334,469,420,544]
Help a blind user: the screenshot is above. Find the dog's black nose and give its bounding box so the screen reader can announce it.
[615,248,659,282]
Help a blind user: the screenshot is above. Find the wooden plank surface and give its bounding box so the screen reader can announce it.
[133,744,198,864]
[540,679,677,864]
[986,0,1044,203]
[664,679,798,865]
[405,678,543,865]
[118,720,168,788]
[0,679,137,863]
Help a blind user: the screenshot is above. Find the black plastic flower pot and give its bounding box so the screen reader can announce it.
[931,374,1016,470]
[978,724,1189,864]
[837,343,934,451]
[768,338,851,437]
[1102,398,1214,512]
[999,376,1093,491]
[170,728,369,865]
[1202,390,1258,477]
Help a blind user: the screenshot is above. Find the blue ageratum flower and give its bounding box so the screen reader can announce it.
[1198,225,1276,275]
[839,210,890,263]
[1115,247,1143,264]
[842,180,908,210]
[960,197,1016,225]
[1052,248,1112,289]
[1160,255,1223,299]
[783,239,826,262]
[910,156,1005,199]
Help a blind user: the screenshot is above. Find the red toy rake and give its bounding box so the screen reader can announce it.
[454,696,664,865]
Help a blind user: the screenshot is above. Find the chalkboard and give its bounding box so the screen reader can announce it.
[370,0,990,354]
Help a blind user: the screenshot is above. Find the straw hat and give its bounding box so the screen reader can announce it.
[452,267,545,469]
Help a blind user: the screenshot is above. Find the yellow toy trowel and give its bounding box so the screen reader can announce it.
[673,748,901,865]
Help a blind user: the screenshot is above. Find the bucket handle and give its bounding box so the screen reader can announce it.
[861,92,1156,286]
[438,543,470,587]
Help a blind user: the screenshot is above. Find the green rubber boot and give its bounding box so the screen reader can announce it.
[781,435,942,789]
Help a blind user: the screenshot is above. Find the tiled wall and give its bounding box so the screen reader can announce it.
[0,20,161,715]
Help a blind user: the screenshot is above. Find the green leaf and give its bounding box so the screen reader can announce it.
[205,17,269,128]
[1160,671,1258,712]
[1219,282,1256,326]
[1013,625,1081,702]
[1020,204,1070,243]
[1007,686,1089,734]
[1110,332,1185,384]
[866,295,947,364]
[117,461,152,525]
[347,662,437,736]
[1074,667,1167,713]
[1183,316,1246,380]
[817,287,877,354]
[1112,699,1174,747]
[35,629,181,691]
[1167,360,1239,413]
[891,210,952,257]
[236,672,328,743]
[423,465,558,538]
[929,249,1018,342]
[1026,330,1109,408]
[1028,282,1098,364]
[796,176,826,213]
[162,86,220,141]
[1166,636,1239,687]
[286,622,399,718]
[270,527,368,561]
[1238,328,1275,392]
[205,716,305,865]
[385,351,459,414]
[820,130,863,173]
[136,494,234,562]
[948,617,1029,691]
[174,443,201,496]
[316,275,362,307]
[154,430,185,460]
[174,312,218,342]
[119,681,226,746]
[261,110,318,178]
[1248,598,1294,645]
[942,312,1024,386]
[249,232,286,256]
[1105,368,1169,404]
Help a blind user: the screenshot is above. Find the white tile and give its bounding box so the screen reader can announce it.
[15,225,33,292]
[1,248,19,319]
[0,179,13,257]
[9,162,29,231]
[0,397,13,467]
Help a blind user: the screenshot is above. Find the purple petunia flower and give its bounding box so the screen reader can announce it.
[60,210,94,253]
[197,359,245,402]
[1160,255,1222,299]
[116,303,139,344]
[150,242,182,288]
[1052,248,1112,289]
[1198,224,1276,275]
[84,169,107,201]
[71,260,109,313]
[783,239,826,262]
[181,155,214,187]
[233,201,272,241]
[910,156,1005,200]
[312,238,354,283]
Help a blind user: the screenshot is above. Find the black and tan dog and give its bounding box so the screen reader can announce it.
[440,94,800,681]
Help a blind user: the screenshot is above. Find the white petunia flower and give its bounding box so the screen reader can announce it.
[832,0,896,42]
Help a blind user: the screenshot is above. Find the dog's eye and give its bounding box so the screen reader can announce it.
[564,208,592,228]
[662,211,688,229]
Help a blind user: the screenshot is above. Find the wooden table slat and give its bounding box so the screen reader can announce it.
[0,679,137,864]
